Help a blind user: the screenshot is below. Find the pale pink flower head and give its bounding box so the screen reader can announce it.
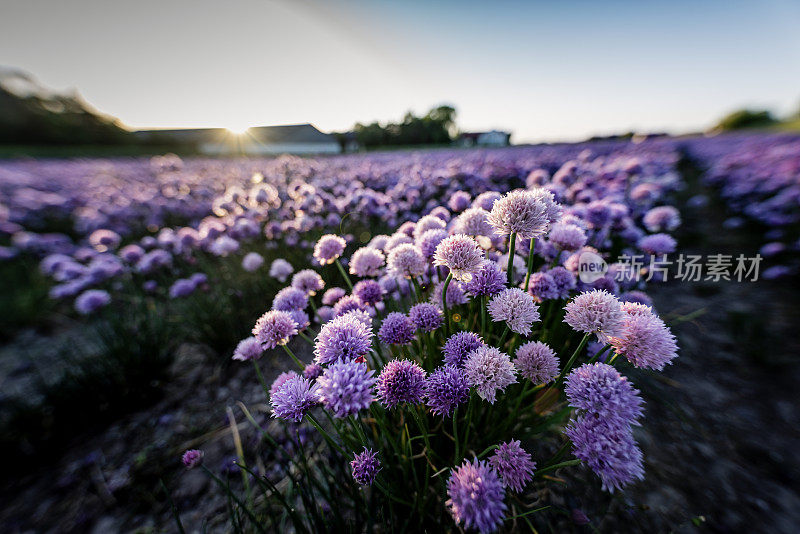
[563,289,624,339]
[387,243,427,279]
[314,234,346,265]
[349,246,385,277]
[487,288,540,336]
[487,188,562,239]
[463,346,517,404]
[433,234,485,282]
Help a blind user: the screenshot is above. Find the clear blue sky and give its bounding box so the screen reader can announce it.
[1,0,798,142]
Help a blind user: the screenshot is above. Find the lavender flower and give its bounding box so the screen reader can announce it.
[433,234,485,282]
[446,459,507,534]
[565,363,643,424]
[253,310,299,349]
[303,363,323,381]
[209,235,239,256]
[442,331,485,367]
[412,214,447,240]
[349,246,385,277]
[550,266,577,298]
[464,346,517,403]
[316,360,377,418]
[425,364,470,417]
[181,449,204,469]
[333,295,367,316]
[430,279,469,308]
[563,290,624,338]
[548,222,587,251]
[565,415,644,492]
[351,448,381,486]
[448,191,472,212]
[271,375,319,422]
[514,341,559,384]
[376,359,427,408]
[487,189,562,239]
[408,303,443,332]
[232,336,263,361]
[527,271,559,301]
[387,243,427,278]
[269,259,294,282]
[74,289,111,315]
[417,228,449,259]
[378,312,416,345]
[314,313,373,365]
[313,234,347,265]
[487,288,540,336]
[643,205,681,232]
[454,207,494,237]
[489,440,536,492]
[270,371,299,397]
[637,233,677,255]
[169,278,197,299]
[473,191,502,211]
[292,269,325,295]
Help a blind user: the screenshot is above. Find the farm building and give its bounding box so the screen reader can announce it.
[456,130,511,147]
[135,123,341,155]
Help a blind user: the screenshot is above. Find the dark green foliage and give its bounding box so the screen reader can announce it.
[0,257,56,340]
[713,109,777,131]
[351,105,457,148]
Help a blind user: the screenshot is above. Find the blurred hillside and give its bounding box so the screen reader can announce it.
[0,67,132,145]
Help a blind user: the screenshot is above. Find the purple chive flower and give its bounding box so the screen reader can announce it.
[376,359,427,408]
[253,310,299,349]
[563,290,624,338]
[448,191,472,212]
[385,232,414,251]
[288,309,310,331]
[527,271,559,301]
[473,191,503,211]
[387,243,427,278]
[417,228,449,259]
[610,308,678,370]
[181,449,204,469]
[314,234,347,265]
[303,363,323,381]
[549,222,587,251]
[209,235,240,257]
[408,303,443,332]
[489,440,536,492]
[316,306,335,323]
[487,288,540,336]
[89,229,121,251]
[333,295,367,316]
[637,233,677,255]
[169,278,197,299]
[118,244,144,263]
[430,279,469,308]
[271,375,319,422]
[487,189,562,239]
[464,346,517,403]
[412,214,447,240]
[242,252,264,272]
[514,341,560,384]
[322,287,347,306]
[619,291,654,308]
[565,415,644,492]
[429,206,451,222]
[378,312,416,345]
[351,447,381,486]
[292,269,325,295]
[316,360,377,418]
[643,205,681,232]
[565,363,643,425]
[232,336,263,361]
[550,266,577,298]
[74,289,111,315]
[314,313,373,365]
[269,371,299,397]
[349,246,385,277]
[425,364,470,417]
[465,261,506,297]
[454,207,494,237]
[433,234,485,282]
[273,286,309,311]
[269,259,294,282]
[353,279,383,306]
[442,331,485,367]
[446,459,507,534]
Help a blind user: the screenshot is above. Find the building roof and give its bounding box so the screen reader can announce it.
[134,123,337,145]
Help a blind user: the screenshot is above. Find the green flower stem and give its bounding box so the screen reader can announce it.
[282,343,305,371]
[306,413,346,456]
[476,443,499,459]
[506,232,517,286]
[298,330,314,345]
[252,360,269,394]
[441,272,453,337]
[535,459,581,477]
[308,298,318,316]
[554,333,591,389]
[335,258,354,291]
[200,466,267,534]
[480,295,487,338]
[588,343,612,364]
[497,325,510,347]
[523,237,536,292]
[452,405,460,462]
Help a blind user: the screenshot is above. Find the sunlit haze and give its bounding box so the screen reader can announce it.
[2,0,799,142]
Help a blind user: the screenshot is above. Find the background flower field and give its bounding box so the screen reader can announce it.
[0,132,798,532]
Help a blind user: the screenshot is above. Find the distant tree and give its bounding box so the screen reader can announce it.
[351,105,458,148]
[713,109,777,131]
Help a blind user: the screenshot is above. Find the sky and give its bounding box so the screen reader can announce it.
[1,0,799,143]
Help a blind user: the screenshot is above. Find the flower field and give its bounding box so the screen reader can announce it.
[1,132,799,532]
